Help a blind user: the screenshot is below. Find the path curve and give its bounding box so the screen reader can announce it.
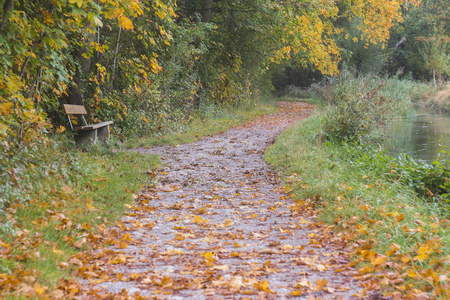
[78,102,362,299]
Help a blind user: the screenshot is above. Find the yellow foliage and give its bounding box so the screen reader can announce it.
[118,15,134,30]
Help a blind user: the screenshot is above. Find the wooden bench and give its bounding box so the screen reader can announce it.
[63,104,113,145]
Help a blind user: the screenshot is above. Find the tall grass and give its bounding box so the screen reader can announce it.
[311,74,425,143]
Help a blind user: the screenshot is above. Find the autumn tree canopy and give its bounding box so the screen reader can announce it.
[0,0,421,147]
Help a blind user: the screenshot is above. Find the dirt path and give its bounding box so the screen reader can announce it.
[76,102,362,299]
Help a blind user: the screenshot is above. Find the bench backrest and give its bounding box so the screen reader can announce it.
[63,104,87,115]
[63,104,89,129]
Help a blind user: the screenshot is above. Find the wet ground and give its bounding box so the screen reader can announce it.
[76,102,363,299]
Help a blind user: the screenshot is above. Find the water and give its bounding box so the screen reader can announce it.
[384,109,450,162]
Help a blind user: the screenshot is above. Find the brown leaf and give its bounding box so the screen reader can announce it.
[69,257,83,267]
[313,278,327,291]
[73,238,86,249]
[411,292,430,300]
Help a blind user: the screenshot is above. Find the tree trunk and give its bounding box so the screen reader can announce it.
[433,69,436,86]
[202,0,213,23]
[68,29,95,105]
[0,0,14,32]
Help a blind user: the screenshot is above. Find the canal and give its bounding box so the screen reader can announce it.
[384,109,450,162]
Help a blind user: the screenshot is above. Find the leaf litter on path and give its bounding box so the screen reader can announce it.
[72,102,364,299]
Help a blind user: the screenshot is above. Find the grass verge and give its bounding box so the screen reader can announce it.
[0,146,159,299]
[265,111,450,299]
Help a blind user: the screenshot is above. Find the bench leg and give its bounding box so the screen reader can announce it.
[76,130,98,145]
[97,125,110,142]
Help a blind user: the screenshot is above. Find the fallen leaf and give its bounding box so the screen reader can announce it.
[254,280,273,293]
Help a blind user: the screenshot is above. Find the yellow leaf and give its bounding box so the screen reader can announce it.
[110,254,127,264]
[68,0,83,8]
[159,276,172,287]
[116,273,129,282]
[33,283,47,296]
[315,278,327,290]
[386,243,401,256]
[395,213,404,222]
[407,269,419,278]
[371,255,387,267]
[299,217,310,224]
[201,251,214,259]
[0,102,13,115]
[401,255,410,263]
[414,252,430,262]
[254,280,273,293]
[52,247,64,256]
[118,15,134,30]
[86,203,97,210]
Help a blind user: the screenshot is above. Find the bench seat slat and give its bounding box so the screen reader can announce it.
[73,121,114,130]
[73,121,113,131]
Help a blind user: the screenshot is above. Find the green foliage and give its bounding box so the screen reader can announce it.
[0,139,84,232]
[336,18,387,75]
[386,0,450,80]
[124,101,277,148]
[419,31,450,84]
[395,155,450,203]
[355,148,450,204]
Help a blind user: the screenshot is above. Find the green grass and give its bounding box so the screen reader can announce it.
[265,111,450,298]
[124,102,278,148]
[0,147,159,298]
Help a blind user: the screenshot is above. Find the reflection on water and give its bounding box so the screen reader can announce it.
[384,109,450,162]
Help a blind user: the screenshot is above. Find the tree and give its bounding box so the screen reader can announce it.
[419,32,450,85]
[385,0,449,79]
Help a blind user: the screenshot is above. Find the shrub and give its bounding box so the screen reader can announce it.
[316,74,416,143]
[353,145,450,206]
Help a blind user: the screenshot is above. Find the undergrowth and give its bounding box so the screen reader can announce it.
[124,100,277,148]
[312,74,423,143]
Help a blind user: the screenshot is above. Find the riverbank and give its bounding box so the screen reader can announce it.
[266,79,450,299]
[420,85,450,113]
[266,111,449,299]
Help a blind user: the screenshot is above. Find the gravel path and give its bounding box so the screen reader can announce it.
[77,102,363,299]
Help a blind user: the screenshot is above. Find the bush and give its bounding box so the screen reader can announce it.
[393,154,450,203]
[316,74,416,143]
[353,145,450,206]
